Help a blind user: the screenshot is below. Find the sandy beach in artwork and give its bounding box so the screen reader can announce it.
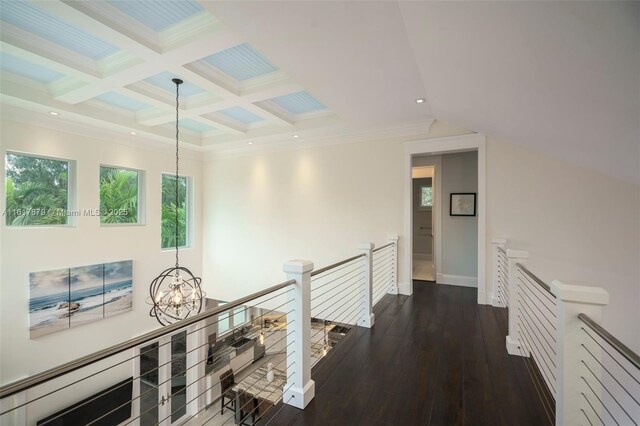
[104,287,133,318]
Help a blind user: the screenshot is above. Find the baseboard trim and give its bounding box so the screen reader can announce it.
[436,273,478,288]
[477,291,488,305]
[398,281,412,295]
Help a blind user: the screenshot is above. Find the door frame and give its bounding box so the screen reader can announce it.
[132,328,196,426]
[403,133,487,304]
[411,164,438,281]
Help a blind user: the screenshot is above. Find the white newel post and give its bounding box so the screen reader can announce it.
[551,281,609,426]
[505,248,529,356]
[283,260,315,409]
[491,238,506,307]
[388,235,399,295]
[359,242,375,328]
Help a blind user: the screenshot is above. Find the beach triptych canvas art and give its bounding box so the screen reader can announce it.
[29,260,133,338]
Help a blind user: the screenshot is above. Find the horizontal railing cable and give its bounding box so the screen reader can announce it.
[0,279,296,399]
[0,286,295,417]
[123,337,296,426]
[310,254,365,278]
[41,311,295,426]
[166,353,296,426]
[373,242,394,253]
[310,294,365,347]
[311,268,363,301]
[311,264,362,293]
[517,263,554,296]
[579,314,640,370]
[581,328,640,386]
[578,315,640,426]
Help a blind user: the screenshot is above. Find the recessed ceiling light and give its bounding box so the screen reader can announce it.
[130,131,137,135]
[415,98,425,104]
[292,134,299,139]
[49,111,59,116]
[248,142,254,145]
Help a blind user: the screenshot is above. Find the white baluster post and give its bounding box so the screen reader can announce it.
[505,249,529,356]
[283,260,315,409]
[551,281,609,426]
[388,235,399,295]
[359,242,375,328]
[491,238,507,307]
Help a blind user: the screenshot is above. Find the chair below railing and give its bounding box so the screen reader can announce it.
[0,237,399,426]
[494,237,640,426]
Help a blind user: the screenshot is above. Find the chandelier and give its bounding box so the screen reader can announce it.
[148,78,205,326]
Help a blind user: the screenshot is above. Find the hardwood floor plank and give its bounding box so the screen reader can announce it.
[268,283,549,426]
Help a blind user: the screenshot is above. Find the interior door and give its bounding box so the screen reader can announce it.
[137,330,189,426]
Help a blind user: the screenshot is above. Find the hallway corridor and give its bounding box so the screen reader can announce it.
[266,283,550,425]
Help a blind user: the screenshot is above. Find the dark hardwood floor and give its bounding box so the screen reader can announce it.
[264,282,551,426]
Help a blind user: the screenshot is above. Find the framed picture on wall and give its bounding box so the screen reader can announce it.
[450,193,476,216]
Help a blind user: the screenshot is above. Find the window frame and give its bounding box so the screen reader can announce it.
[160,172,192,250]
[99,164,145,227]
[4,150,76,228]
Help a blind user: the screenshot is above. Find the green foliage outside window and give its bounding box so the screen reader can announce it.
[420,186,433,208]
[99,166,138,224]
[161,174,188,249]
[4,153,69,225]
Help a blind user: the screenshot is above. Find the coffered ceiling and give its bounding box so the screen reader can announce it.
[0,0,338,150]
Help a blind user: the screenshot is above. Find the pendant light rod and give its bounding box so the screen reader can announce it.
[173,78,182,273]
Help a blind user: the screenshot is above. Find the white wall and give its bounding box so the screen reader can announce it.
[485,137,640,352]
[202,121,640,352]
[0,120,202,420]
[440,151,478,281]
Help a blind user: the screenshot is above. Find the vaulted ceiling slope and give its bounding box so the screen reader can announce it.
[211,1,640,184]
[1,2,638,183]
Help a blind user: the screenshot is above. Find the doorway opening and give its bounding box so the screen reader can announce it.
[403,134,487,304]
[412,165,436,281]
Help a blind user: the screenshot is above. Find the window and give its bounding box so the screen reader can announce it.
[161,174,189,249]
[420,185,433,208]
[233,306,247,326]
[217,302,248,336]
[99,166,141,224]
[4,152,70,226]
[218,302,230,335]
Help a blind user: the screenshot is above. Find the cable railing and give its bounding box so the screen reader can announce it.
[0,275,304,426]
[1,239,399,425]
[496,246,508,308]
[495,236,639,426]
[309,254,366,368]
[515,263,557,423]
[308,238,398,371]
[578,314,640,426]
[372,242,396,306]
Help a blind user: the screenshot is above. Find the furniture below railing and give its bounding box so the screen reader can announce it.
[0,237,399,426]
[494,237,640,426]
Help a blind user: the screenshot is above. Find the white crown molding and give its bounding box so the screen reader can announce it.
[1,105,204,159]
[203,119,436,161]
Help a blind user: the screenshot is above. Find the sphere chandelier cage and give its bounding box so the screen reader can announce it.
[147,78,206,326]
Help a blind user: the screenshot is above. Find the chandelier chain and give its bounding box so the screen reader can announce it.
[175,81,180,271]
